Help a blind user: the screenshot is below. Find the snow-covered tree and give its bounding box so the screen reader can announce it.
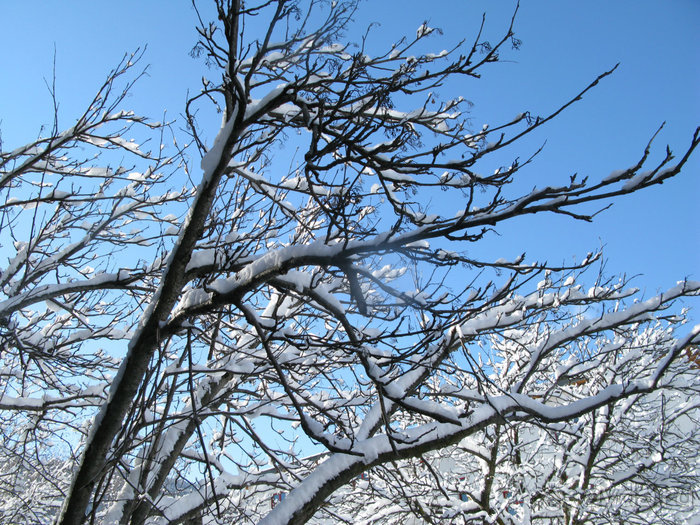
[0,1,698,524]
[331,328,700,524]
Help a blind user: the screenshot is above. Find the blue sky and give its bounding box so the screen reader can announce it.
[2,0,698,304]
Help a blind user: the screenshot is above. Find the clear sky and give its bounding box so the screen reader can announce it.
[1,1,698,309]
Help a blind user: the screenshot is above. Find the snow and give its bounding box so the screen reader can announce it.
[127,171,148,181]
[0,395,45,410]
[173,287,212,318]
[209,242,341,295]
[185,248,217,271]
[263,379,625,525]
[244,83,289,121]
[622,170,652,190]
[83,166,113,177]
[0,270,136,317]
[381,170,416,184]
[200,116,236,178]
[602,168,630,183]
[416,23,435,39]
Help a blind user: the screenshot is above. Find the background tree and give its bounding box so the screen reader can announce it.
[0,1,698,524]
[331,330,700,524]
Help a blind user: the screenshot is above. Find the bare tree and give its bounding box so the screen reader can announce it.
[0,1,698,524]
